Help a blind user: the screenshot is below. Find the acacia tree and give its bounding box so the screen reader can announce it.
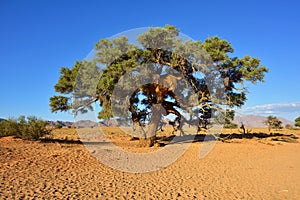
[264,116,283,131]
[50,25,268,145]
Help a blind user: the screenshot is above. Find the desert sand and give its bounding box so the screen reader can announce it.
[1,128,300,199]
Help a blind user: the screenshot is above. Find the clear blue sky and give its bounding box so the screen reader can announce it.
[0,0,299,121]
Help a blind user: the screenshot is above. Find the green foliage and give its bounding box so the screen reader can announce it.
[295,116,300,127]
[55,124,63,129]
[137,25,180,50]
[0,118,19,137]
[50,25,268,130]
[264,116,283,131]
[224,122,238,129]
[50,95,71,112]
[0,116,50,140]
[224,109,235,124]
[223,109,238,128]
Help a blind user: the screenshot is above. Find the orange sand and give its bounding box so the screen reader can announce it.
[0,128,299,199]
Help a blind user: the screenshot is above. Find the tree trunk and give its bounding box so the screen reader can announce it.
[140,104,164,147]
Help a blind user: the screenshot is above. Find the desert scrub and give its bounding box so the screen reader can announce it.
[0,116,51,140]
[224,122,238,129]
[55,123,63,129]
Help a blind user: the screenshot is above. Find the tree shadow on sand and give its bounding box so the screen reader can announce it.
[39,132,298,147]
[219,132,299,143]
[40,138,83,144]
[40,138,111,145]
[157,132,299,145]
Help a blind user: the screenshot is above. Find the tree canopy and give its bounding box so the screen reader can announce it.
[264,116,283,131]
[50,25,268,137]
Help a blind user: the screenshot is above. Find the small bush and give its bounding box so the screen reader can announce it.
[0,119,19,137]
[55,124,63,129]
[0,116,51,140]
[294,116,300,127]
[285,124,293,129]
[224,122,238,129]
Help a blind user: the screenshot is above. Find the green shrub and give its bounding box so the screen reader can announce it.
[0,116,51,140]
[0,119,19,137]
[223,122,238,129]
[55,123,63,129]
[295,116,300,127]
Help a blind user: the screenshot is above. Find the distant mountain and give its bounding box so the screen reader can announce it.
[74,120,98,128]
[0,118,6,123]
[99,119,118,127]
[47,119,114,128]
[47,115,294,129]
[233,115,294,128]
[47,120,74,127]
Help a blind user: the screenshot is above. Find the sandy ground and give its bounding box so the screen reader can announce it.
[0,128,300,199]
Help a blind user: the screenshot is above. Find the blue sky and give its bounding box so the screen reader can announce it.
[0,0,299,121]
